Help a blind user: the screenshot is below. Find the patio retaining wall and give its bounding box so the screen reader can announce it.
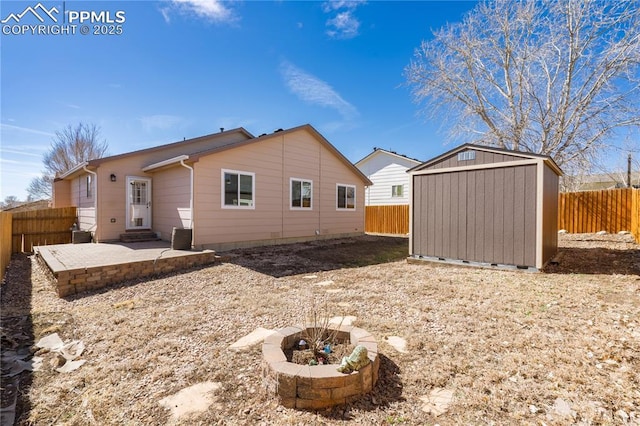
[39,251,217,297]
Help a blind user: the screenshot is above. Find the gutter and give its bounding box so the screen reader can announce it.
[82,165,98,236]
[179,159,194,248]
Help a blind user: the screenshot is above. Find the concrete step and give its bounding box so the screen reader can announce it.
[120,231,160,243]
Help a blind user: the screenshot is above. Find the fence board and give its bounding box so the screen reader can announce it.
[632,189,640,243]
[11,207,77,253]
[558,189,638,238]
[1,211,12,282]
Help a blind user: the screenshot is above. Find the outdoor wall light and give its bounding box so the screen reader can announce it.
[110,173,117,182]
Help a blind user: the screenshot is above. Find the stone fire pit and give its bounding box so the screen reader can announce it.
[262,324,379,410]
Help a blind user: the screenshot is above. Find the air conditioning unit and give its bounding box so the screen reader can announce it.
[171,227,192,250]
[72,230,92,244]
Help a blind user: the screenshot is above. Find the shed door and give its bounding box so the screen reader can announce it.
[412,165,537,267]
[126,177,152,229]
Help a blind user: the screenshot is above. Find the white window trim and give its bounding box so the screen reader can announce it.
[391,184,404,198]
[221,169,255,209]
[336,183,356,211]
[86,175,92,198]
[457,150,476,161]
[290,177,313,210]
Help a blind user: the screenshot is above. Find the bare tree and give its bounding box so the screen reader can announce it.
[405,0,640,175]
[1,195,21,210]
[26,175,53,200]
[27,123,108,200]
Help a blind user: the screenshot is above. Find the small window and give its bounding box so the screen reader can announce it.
[291,178,312,209]
[391,185,404,197]
[86,175,92,198]
[131,181,147,204]
[336,184,356,210]
[457,150,476,161]
[222,169,255,208]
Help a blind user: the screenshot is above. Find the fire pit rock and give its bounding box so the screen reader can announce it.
[261,324,379,410]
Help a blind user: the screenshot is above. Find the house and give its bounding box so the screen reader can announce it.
[53,124,372,251]
[355,148,421,206]
[408,144,562,270]
[562,172,640,192]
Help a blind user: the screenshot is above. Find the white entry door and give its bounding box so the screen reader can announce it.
[126,177,152,229]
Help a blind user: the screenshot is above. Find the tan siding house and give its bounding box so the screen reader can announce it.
[53,124,371,250]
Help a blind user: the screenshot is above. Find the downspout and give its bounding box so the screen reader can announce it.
[83,166,98,238]
[179,159,194,247]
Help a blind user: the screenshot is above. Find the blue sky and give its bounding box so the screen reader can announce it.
[1,0,482,200]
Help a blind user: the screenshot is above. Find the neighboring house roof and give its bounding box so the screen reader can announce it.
[354,148,422,167]
[1,199,51,212]
[57,124,372,186]
[564,172,640,191]
[408,143,563,176]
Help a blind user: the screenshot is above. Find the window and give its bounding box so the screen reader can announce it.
[291,178,312,209]
[336,184,356,210]
[457,150,476,161]
[391,184,404,197]
[222,169,254,208]
[86,175,92,198]
[130,181,147,205]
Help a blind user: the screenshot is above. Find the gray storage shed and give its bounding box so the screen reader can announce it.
[409,144,562,270]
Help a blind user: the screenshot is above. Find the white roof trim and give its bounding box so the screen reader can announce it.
[142,155,190,172]
[58,161,89,179]
[355,148,422,167]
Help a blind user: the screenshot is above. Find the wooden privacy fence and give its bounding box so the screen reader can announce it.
[365,205,409,235]
[9,207,77,254]
[366,189,639,242]
[558,188,639,238]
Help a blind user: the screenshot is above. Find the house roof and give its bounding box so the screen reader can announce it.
[94,127,255,167]
[57,124,372,186]
[408,143,563,176]
[354,148,422,167]
[187,124,373,186]
[56,127,254,180]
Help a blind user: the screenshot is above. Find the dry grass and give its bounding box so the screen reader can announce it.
[1,234,639,425]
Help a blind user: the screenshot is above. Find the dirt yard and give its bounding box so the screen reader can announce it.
[1,233,639,425]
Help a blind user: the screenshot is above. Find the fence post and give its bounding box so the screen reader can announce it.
[632,189,640,243]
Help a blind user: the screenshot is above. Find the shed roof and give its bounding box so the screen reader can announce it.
[408,143,563,176]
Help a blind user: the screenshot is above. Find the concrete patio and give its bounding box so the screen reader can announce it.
[35,241,217,297]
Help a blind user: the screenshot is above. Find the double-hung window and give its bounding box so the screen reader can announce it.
[391,184,403,198]
[222,169,255,208]
[336,184,356,210]
[290,178,312,209]
[86,175,92,198]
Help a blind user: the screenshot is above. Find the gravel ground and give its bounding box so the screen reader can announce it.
[1,233,639,425]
